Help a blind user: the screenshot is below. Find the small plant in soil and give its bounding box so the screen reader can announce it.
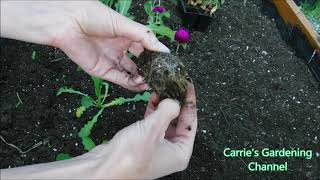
[56,76,150,152]
[31,50,37,61]
[144,0,191,52]
[188,0,225,16]
[100,0,134,19]
[144,1,175,41]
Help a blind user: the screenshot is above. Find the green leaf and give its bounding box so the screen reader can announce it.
[148,24,175,41]
[56,87,87,97]
[182,43,188,49]
[31,51,36,61]
[105,97,126,107]
[172,0,178,5]
[82,137,96,151]
[76,106,86,118]
[100,0,113,7]
[79,108,105,138]
[81,96,94,108]
[162,11,171,18]
[105,92,151,107]
[128,15,135,20]
[115,0,132,16]
[91,76,102,99]
[56,153,72,161]
[144,1,152,16]
[126,91,151,102]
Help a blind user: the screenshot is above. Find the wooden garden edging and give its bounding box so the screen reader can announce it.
[272,0,320,51]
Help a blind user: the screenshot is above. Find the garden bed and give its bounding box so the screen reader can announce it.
[1,0,320,179]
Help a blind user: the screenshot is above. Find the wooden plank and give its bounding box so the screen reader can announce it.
[272,0,320,51]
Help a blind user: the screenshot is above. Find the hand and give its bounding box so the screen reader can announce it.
[1,0,170,91]
[88,83,197,179]
[54,1,171,91]
[1,83,197,179]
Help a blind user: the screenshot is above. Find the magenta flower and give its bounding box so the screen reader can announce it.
[175,28,190,43]
[152,6,165,13]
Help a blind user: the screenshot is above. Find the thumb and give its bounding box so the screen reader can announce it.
[113,11,170,53]
[143,99,180,139]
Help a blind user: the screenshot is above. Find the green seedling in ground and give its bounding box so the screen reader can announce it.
[144,1,175,41]
[56,153,72,161]
[100,0,134,19]
[31,50,37,61]
[56,76,150,151]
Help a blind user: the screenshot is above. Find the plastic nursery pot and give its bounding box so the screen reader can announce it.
[178,0,213,32]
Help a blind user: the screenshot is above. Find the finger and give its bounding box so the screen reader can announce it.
[175,83,197,142]
[119,53,138,75]
[144,92,160,118]
[129,42,144,57]
[102,69,146,91]
[114,12,170,53]
[165,118,179,139]
[143,99,180,140]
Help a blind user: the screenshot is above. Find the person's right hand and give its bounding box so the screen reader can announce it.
[85,83,197,179]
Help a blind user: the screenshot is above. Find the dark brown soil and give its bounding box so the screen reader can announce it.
[1,0,320,179]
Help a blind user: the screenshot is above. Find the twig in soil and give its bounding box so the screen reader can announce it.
[50,57,63,63]
[15,92,23,108]
[307,50,317,64]
[221,110,230,125]
[0,135,48,154]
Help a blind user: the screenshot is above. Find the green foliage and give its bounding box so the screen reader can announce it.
[76,92,150,151]
[91,77,109,107]
[172,0,178,5]
[115,0,132,16]
[82,137,96,151]
[148,24,175,41]
[76,106,86,118]
[57,77,150,152]
[56,153,72,161]
[56,87,87,97]
[100,0,133,19]
[189,0,225,15]
[100,0,114,7]
[81,96,94,108]
[31,51,36,61]
[301,0,320,20]
[105,92,151,107]
[78,108,104,151]
[144,1,152,16]
[144,1,175,41]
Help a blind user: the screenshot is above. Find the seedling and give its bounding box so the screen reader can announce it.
[31,50,37,61]
[57,76,150,151]
[144,1,175,41]
[188,0,225,15]
[100,0,134,19]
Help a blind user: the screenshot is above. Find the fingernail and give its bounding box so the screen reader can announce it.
[134,76,144,84]
[155,42,170,53]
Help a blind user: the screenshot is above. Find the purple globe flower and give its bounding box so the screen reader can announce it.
[175,28,190,43]
[152,6,165,13]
